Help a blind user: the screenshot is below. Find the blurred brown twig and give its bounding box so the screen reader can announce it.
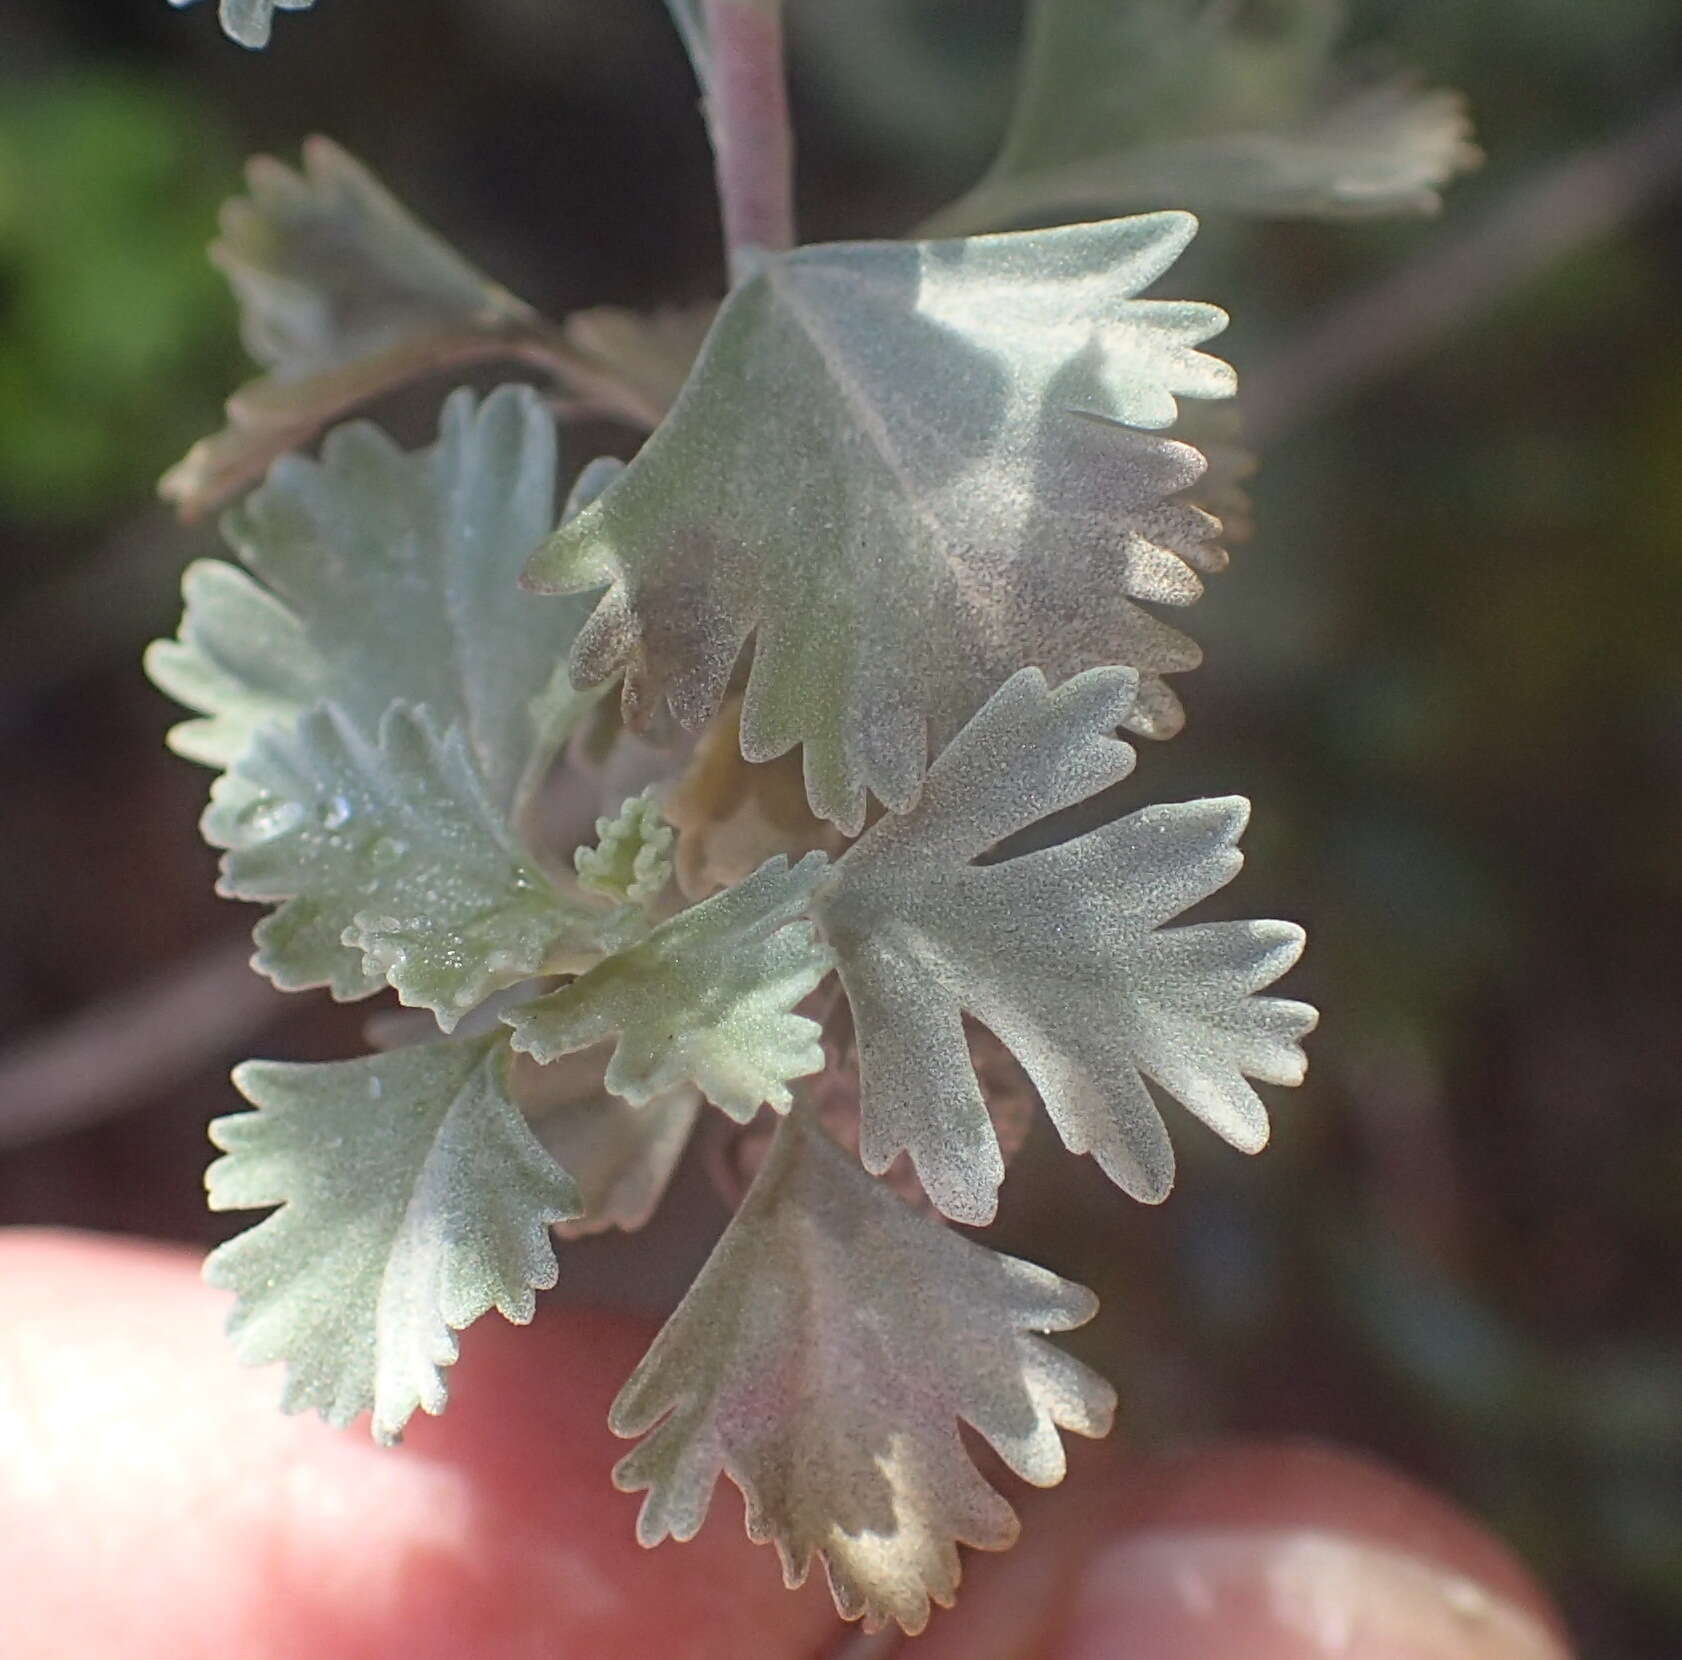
[0,936,278,1151]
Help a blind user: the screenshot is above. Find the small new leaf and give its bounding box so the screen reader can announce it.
[927,0,1477,235]
[206,1034,579,1443]
[148,385,593,817]
[505,854,833,1120]
[526,211,1234,834]
[814,666,1318,1225]
[611,1109,1116,1634]
[169,0,316,50]
[574,789,675,909]
[207,702,596,1025]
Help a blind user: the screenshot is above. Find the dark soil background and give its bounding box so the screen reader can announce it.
[3,2,1681,1653]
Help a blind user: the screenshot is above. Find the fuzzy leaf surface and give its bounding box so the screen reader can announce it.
[169,0,316,50]
[505,854,832,1120]
[928,0,1477,235]
[206,702,597,1024]
[610,1109,1115,1634]
[145,558,330,771]
[526,212,1235,834]
[206,1034,579,1443]
[149,384,591,814]
[814,666,1318,1225]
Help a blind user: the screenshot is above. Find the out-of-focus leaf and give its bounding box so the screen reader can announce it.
[574,788,675,909]
[215,139,527,374]
[1158,79,1477,220]
[513,1048,701,1237]
[148,385,594,817]
[925,0,1477,235]
[161,141,667,516]
[526,212,1233,834]
[169,0,318,50]
[161,137,525,509]
[561,302,716,420]
[814,667,1317,1225]
[1173,400,1256,543]
[206,702,601,1023]
[610,1107,1116,1633]
[664,695,851,899]
[206,1034,579,1443]
[999,0,1344,167]
[505,854,833,1120]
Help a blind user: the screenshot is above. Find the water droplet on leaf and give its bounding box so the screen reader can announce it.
[236,797,305,841]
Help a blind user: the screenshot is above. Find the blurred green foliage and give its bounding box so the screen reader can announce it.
[0,73,236,520]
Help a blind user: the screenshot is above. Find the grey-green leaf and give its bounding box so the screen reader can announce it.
[1078,80,1481,224]
[169,0,316,50]
[145,558,330,771]
[610,1108,1115,1634]
[206,1034,579,1444]
[504,854,833,1120]
[221,139,522,379]
[814,666,1318,1225]
[525,212,1234,835]
[161,140,679,515]
[161,138,544,509]
[926,0,1477,236]
[148,384,592,818]
[207,702,598,1026]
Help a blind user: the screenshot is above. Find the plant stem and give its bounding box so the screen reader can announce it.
[699,0,796,283]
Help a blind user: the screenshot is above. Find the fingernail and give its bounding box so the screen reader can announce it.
[1052,1526,1573,1660]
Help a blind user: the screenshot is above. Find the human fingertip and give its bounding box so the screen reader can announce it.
[904,1441,1573,1660]
[1052,1517,1568,1660]
[0,1228,839,1660]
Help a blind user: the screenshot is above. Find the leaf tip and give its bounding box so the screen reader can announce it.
[1156,207,1202,245]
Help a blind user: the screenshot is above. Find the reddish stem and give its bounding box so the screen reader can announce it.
[700,0,796,282]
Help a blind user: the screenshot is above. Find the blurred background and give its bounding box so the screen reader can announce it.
[2,1,1680,1653]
